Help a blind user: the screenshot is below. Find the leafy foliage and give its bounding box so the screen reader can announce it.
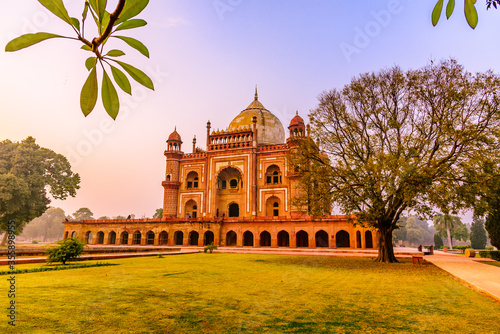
[204,243,218,253]
[288,139,333,216]
[433,214,468,249]
[5,0,153,119]
[46,237,87,265]
[434,233,444,248]
[0,137,80,246]
[479,250,500,260]
[299,59,500,262]
[153,208,163,219]
[21,207,67,241]
[72,207,94,220]
[432,0,500,29]
[393,216,433,246]
[470,216,488,249]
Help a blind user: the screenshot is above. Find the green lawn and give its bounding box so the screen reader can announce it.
[1,254,500,333]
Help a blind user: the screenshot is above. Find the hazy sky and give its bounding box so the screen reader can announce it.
[1,1,499,220]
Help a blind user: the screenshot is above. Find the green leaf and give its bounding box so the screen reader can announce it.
[38,0,72,25]
[102,70,120,119]
[100,11,110,36]
[115,19,147,31]
[113,36,149,57]
[446,0,455,19]
[88,0,98,16]
[81,44,92,51]
[82,2,89,22]
[96,0,107,22]
[5,33,64,52]
[432,0,443,26]
[85,57,96,71]
[110,65,132,95]
[70,17,80,32]
[115,0,150,25]
[464,0,478,29]
[80,67,98,116]
[106,49,126,57]
[112,60,154,90]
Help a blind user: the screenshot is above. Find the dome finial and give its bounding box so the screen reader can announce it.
[254,85,258,101]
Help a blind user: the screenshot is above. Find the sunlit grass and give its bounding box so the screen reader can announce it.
[1,254,499,333]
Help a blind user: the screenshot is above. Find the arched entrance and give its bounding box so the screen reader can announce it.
[159,231,168,245]
[365,231,374,248]
[243,231,254,246]
[108,231,116,245]
[71,231,77,238]
[356,231,362,248]
[266,196,281,217]
[85,231,93,244]
[204,231,215,245]
[315,230,328,247]
[336,230,350,248]
[226,231,237,246]
[185,199,198,218]
[132,231,141,245]
[189,231,199,246]
[296,230,309,247]
[174,231,183,245]
[277,230,289,247]
[146,231,155,245]
[228,203,239,217]
[120,231,129,245]
[96,231,104,244]
[260,231,271,246]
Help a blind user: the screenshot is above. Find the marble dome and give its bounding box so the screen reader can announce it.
[227,89,285,145]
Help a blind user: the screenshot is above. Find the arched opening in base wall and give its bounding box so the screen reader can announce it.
[226,231,237,246]
[85,231,93,244]
[64,231,68,239]
[243,231,254,246]
[174,231,183,245]
[315,230,328,247]
[120,232,129,245]
[132,231,141,245]
[146,231,155,245]
[278,230,289,247]
[336,230,350,248]
[71,231,77,238]
[204,231,215,245]
[96,231,104,244]
[296,230,309,247]
[356,231,362,248]
[108,231,116,245]
[189,231,199,246]
[365,231,374,248]
[260,231,271,246]
[159,231,168,245]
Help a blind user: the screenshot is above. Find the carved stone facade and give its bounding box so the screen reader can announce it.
[63,90,377,250]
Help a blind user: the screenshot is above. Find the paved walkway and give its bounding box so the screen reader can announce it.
[424,252,500,302]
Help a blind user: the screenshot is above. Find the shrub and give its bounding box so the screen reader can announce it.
[204,243,218,253]
[45,238,86,265]
[434,234,443,249]
[486,246,494,251]
[454,245,471,253]
[32,240,39,244]
[478,251,500,261]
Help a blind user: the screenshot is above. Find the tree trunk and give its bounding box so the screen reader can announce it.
[0,232,7,247]
[376,226,398,263]
[446,226,453,249]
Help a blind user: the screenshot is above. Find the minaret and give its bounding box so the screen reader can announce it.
[162,128,183,218]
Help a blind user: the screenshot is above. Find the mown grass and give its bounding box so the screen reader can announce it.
[1,254,500,333]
